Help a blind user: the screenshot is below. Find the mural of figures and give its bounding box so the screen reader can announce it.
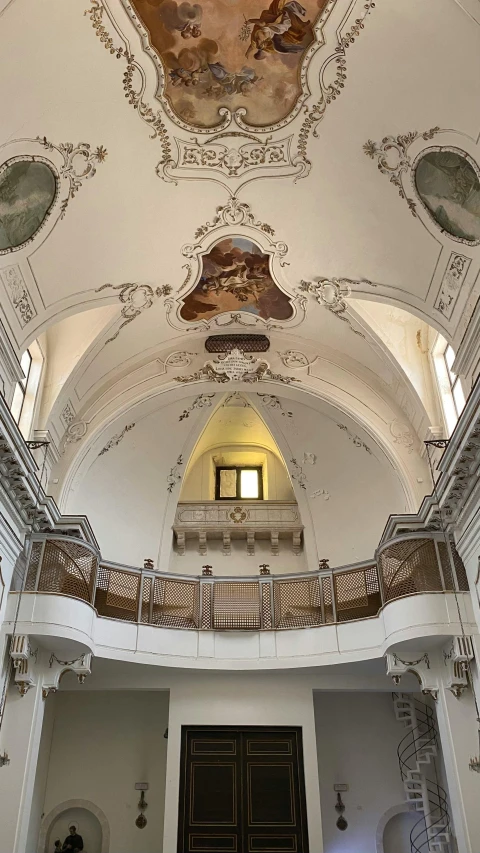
[0,159,57,252]
[414,148,480,245]
[180,237,294,321]
[127,0,334,127]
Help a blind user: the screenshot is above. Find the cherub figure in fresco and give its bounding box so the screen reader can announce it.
[158,1,203,39]
[169,67,203,86]
[207,63,259,96]
[245,0,312,60]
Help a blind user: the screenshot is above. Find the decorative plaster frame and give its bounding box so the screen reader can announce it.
[411,145,480,247]
[38,799,110,853]
[0,155,61,256]
[0,137,106,258]
[85,0,376,188]
[110,0,338,134]
[164,198,306,332]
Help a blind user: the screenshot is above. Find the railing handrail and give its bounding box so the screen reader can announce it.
[21,533,467,631]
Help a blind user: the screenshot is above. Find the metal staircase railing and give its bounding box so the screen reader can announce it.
[393,693,451,853]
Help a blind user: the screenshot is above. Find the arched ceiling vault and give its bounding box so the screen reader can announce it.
[0,0,479,521]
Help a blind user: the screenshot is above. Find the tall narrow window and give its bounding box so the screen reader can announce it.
[10,341,43,439]
[11,349,32,424]
[432,336,466,436]
[215,467,263,500]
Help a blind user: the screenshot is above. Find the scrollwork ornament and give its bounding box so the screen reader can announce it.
[37,136,107,217]
[363,127,441,215]
[96,282,172,345]
[299,277,366,337]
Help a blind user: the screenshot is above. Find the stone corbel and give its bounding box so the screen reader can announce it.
[42,652,92,700]
[385,651,438,700]
[443,636,474,698]
[10,635,37,696]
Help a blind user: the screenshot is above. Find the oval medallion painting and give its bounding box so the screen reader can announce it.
[414,148,480,245]
[0,158,57,252]
[180,237,294,322]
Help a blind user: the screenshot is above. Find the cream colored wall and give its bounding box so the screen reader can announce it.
[39,691,169,853]
[315,692,415,852]
[180,444,294,501]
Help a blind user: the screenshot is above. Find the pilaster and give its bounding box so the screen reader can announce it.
[0,639,92,853]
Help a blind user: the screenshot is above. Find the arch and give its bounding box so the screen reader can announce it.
[375,803,416,853]
[38,799,110,853]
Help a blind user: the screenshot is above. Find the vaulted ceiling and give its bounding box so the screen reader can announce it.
[1,0,479,506]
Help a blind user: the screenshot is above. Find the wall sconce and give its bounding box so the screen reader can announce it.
[202,565,213,576]
[334,785,348,831]
[259,564,270,575]
[135,783,148,828]
[0,751,10,767]
[144,558,154,570]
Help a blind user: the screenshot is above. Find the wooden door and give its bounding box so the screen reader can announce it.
[177,727,309,853]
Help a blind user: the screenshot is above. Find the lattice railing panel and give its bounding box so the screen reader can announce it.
[437,540,469,591]
[213,581,260,629]
[24,541,43,591]
[260,582,273,630]
[201,582,213,629]
[379,539,442,601]
[37,540,97,602]
[273,577,322,628]
[321,576,334,624]
[151,576,199,628]
[95,567,139,621]
[334,565,381,621]
[141,576,152,623]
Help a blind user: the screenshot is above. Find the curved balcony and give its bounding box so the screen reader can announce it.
[18,532,469,632]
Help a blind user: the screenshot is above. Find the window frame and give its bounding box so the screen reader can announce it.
[432,335,466,436]
[215,466,263,501]
[11,349,33,426]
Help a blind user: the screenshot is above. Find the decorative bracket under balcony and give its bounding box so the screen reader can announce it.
[173,501,303,556]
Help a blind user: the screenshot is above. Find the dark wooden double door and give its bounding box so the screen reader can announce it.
[177,726,309,853]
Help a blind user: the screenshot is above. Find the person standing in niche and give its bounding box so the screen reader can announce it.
[62,825,84,852]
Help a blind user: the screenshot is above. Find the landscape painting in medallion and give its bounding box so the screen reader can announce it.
[0,159,57,252]
[180,237,294,322]
[127,0,334,128]
[414,149,480,244]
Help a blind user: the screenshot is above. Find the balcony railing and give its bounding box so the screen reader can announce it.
[19,533,469,631]
[173,500,303,556]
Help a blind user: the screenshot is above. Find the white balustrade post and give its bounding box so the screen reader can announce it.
[433,653,480,852]
[0,651,47,853]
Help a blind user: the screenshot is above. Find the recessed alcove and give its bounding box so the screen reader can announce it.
[172,393,305,572]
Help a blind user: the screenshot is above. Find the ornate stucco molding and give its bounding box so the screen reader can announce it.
[84,0,377,188]
[164,198,306,332]
[363,127,441,216]
[37,137,107,217]
[174,348,298,385]
[95,282,172,345]
[298,276,371,337]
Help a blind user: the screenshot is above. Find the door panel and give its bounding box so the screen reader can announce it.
[177,728,309,853]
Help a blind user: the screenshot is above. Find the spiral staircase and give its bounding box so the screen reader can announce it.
[393,693,451,853]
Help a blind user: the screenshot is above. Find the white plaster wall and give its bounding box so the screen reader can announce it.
[64,392,408,571]
[314,692,407,853]
[180,444,293,501]
[163,671,323,853]
[40,691,169,853]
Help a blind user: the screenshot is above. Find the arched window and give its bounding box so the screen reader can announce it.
[432,335,465,435]
[10,340,43,439]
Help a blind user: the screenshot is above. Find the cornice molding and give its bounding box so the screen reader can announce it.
[453,295,480,382]
[381,378,480,541]
[0,317,23,395]
[0,395,98,544]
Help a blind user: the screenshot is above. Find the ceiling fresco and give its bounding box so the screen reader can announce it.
[125,0,336,128]
[179,237,294,321]
[413,148,480,246]
[0,158,58,254]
